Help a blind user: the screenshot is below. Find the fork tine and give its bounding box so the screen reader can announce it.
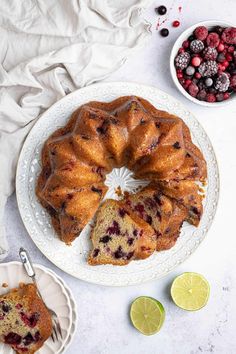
[56,320,63,339]
[51,331,55,342]
[53,322,59,341]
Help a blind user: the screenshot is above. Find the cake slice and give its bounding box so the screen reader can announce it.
[122,186,173,246]
[157,180,203,226]
[156,201,188,251]
[88,199,156,265]
[0,283,52,354]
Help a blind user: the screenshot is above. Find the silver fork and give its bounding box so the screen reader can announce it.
[19,247,63,342]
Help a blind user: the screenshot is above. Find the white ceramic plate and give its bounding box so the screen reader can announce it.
[16,82,220,286]
[0,262,75,353]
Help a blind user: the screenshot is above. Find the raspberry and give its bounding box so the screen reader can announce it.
[182,40,189,49]
[206,32,220,48]
[221,27,236,45]
[203,47,218,60]
[188,82,199,97]
[206,93,216,102]
[190,39,204,53]
[230,75,236,87]
[216,93,224,102]
[194,26,208,41]
[197,89,207,101]
[224,92,230,100]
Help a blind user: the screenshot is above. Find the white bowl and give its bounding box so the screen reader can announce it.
[170,20,236,107]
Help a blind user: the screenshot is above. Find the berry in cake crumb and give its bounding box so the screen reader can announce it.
[156,5,167,15]
[160,28,169,37]
[173,20,180,28]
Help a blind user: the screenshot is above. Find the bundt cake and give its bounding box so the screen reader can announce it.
[36,95,207,262]
[0,283,52,354]
[88,199,156,265]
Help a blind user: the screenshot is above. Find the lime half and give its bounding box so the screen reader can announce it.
[130,296,165,335]
[171,272,210,311]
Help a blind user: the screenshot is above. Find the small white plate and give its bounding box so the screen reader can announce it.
[170,20,236,107]
[0,262,74,354]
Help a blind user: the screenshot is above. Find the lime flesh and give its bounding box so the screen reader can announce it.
[171,272,210,311]
[130,296,165,335]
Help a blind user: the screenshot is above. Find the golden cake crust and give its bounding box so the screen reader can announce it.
[36,95,207,252]
[0,283,52,354]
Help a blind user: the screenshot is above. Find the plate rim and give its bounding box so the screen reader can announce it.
[15,81,220,286]
[0,261,74,353]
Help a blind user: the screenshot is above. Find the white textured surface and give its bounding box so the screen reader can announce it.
[16,82,219,286]
[3,0,236,353]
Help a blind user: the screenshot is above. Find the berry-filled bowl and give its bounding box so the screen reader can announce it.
[170,20,236,107]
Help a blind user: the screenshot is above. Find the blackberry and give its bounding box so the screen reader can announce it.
[203,47,218,61]
[198,60,218,77]
[190,39,204,53]
[215,73,230,92]
[175,52,190,70]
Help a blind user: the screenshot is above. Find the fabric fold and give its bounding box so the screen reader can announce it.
[0,0,152,260]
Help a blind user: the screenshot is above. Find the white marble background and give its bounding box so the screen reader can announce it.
[3,0,236,353]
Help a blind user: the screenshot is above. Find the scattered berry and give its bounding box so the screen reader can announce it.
[188,82,199,97]
[198,60,218,77]
[160,28,169,37]
[221,27,236,45]
[215,73,230,92]
[206,93,216,102]
[190,39,204,53]
[173,20,180,28]
[156,5,167,15]
[206,32,220,48]
[194,26,208,41]
[186,66,195,76]
[175,52,190,69]
[205,78,213,87]
[203,47,218,60]
[191,56,201,67]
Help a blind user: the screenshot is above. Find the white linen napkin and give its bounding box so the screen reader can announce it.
[0,0,152,260]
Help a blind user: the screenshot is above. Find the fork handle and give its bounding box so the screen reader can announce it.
[19,247,36,279]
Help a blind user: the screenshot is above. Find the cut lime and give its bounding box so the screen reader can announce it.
[171,272,210,311]
[130,296,165,335]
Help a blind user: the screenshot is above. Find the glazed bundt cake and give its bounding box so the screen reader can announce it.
[0,283,52,354]
[36,95,207,262]
[88,199,156,265]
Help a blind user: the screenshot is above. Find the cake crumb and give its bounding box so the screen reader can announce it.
[2,283,8,288]
[115,186,123,197]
